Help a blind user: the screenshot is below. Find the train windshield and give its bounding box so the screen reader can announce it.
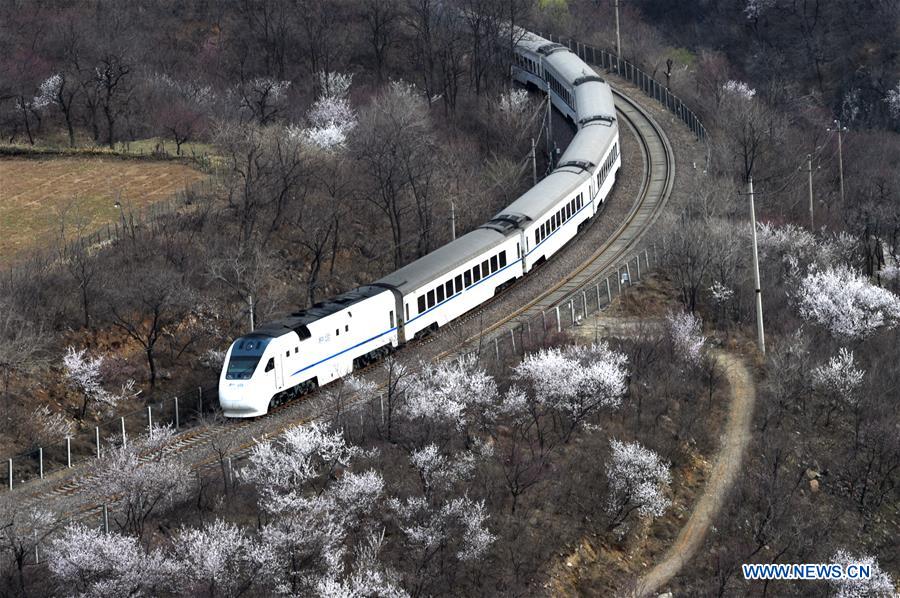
[225,336,271,380]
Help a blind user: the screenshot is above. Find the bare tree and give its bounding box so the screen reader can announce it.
[94,52,133,148]
[106,260,190,387]
[0,506,56,597]
[362,0,401,81]
[353,82,435,267]
[0,301,44,432]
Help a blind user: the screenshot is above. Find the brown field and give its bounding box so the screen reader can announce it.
[0,157,207,263]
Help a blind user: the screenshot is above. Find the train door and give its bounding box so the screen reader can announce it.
[274,354,284,390]
[262,356,278,394]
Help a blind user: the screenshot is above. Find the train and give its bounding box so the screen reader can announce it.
[218,30,621,417]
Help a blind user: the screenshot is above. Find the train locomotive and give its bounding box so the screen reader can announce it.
[218,30,621,418]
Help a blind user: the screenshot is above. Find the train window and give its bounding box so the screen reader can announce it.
[345,325,349,332]
[516,243,520,258]
[455,275,462,293]
[436,285,445,303]
[464,270,472,287]
[445,280,454,297]
[336,329,340,336]
[286,351,290,357]
[427,290,435,308]
[490,255,498,271]
[405,304,409,321]
[418,296,426,313]
[473,265,481,281]
[565,204,571,220]
[482,259,490,275]
[264,358,274,373]
[390,310,395,328]
[295,347,298,353]
[499,251,507,267]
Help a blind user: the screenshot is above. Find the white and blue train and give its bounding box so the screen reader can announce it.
[218,30,621,417]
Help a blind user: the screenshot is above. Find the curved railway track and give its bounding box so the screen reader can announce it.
[5,84,675,526]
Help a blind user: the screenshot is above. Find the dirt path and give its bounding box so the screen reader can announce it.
[630,350,755,597]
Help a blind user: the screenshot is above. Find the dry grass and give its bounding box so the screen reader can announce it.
[0,157,206,263]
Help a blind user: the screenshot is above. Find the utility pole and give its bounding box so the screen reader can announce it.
[450,200,456,240]
[614,0,622,73]
[748,176,765,355]
[545,83,553,167]
[804,153,815,230]
[828,119,847,204]
[248,294,255,330]
[531,137,537,184]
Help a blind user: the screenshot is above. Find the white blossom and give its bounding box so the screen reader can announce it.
[744,0,776,19]
[242,424,385,594]
[606,439,672,520]
[252,78,291,101]
[315,531,409,598]
[757,222,817,264]
[409,443,479,493]
[152,72,215,105]
[48,524,176,598]
[499,88,529,114]
[88,425,192,538]
[389,495,495,561]
[318,71,353,100]
[514,342,629,417]
[756,223,856,272]
[33,73,62,109]
[303,71,357,150]
[830,549,897,598]
[402,355,498,429]
[666,310,707,366]
[842,88,862,123]
[722,79,756,100]
[63,346,139,415]
[242,422,361,514]
[709,280,734,304]
[812,348,865,406]
[26,405,74,443]
[171,519,275,596]
[886,82,900,120]
[796,265,900,340]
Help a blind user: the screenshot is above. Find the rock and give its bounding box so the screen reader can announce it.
[658,593,673,598]
[805,468,819,480]
[810,479,820,493]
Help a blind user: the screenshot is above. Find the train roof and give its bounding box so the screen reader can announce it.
[574,79,616,124]
[250,285,387,339]
[558,121,618,166]
[493,169,589,223]
[374,228,506,295]
[515,29,564,57]
[544,49,599,85]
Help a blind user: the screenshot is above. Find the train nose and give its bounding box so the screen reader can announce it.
[218,383,267,418]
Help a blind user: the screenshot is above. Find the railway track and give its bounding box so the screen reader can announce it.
[3,84,675,526]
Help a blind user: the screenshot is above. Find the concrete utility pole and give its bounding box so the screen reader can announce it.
[545,83,553,166]
[804,153,815,230]
[614,0,622,72]
[748,176,765,355]
[531,137,537,184]
[828,119,847,204]
[450,200,456,240]
[248,294,255,330]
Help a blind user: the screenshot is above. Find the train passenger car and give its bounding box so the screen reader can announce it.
[219,286,397,417]
[374,228,523,340]
[219,28,623,418]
